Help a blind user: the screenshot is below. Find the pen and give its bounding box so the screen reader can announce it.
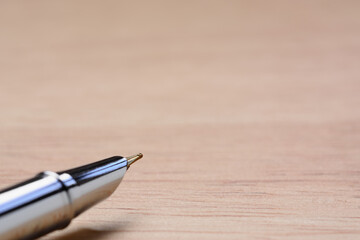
[0,153,143,240]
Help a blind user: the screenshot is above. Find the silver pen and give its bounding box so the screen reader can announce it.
[0,153,143,240]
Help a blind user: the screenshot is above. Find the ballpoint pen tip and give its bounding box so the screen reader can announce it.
[126,153,143,168]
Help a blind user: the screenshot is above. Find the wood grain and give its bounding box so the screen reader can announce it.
[0,1,360,239]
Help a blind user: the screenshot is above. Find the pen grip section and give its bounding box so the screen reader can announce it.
[63,156,128,217]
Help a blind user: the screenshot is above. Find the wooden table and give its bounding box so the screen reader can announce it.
[1,1,360,239]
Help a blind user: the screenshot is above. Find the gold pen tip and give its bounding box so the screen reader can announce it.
[126,153,143,167]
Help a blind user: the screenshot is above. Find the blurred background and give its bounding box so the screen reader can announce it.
[1,0,358,157]
[1,0,360,239]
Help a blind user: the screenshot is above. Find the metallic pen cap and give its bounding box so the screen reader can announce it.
[58,156,128,217]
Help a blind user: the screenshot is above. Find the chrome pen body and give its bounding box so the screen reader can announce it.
[0,154,142,240]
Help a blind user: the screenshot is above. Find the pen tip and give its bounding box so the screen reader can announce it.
[126,153,143,168]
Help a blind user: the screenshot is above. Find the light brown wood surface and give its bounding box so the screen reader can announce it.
[1,1,360,239]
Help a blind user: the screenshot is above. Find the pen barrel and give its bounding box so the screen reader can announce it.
[0,171,74,240]
[0,156,128,240]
